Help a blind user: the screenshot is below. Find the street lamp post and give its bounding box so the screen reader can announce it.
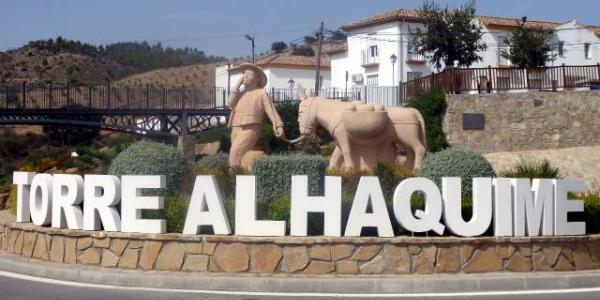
[345,70,349,100]
[390,53,397,86]
[245,34,255,64]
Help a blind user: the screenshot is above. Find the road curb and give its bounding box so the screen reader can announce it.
[1,252,600,294]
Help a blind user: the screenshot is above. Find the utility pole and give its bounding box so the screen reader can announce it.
[245,34,255,64]
[314,21,324,96]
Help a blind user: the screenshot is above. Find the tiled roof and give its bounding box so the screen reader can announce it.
[323,43,347,55]
[230,53,330,72]
[342,8,595,32]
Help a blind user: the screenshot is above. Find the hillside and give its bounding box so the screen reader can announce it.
[0,46,130,84]
[116,63,218,87]
[0,37,226,84]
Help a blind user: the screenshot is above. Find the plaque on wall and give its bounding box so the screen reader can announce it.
[462,113,485,130]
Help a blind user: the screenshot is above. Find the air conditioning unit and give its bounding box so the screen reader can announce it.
[351,74,363,83]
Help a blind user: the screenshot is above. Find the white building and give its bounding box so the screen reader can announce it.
[330,8,600,89]
[215,52,330,105]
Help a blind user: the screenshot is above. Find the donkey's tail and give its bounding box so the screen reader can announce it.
[416,110,427,150]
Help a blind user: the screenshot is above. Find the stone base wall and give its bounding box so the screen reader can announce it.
[444,90,600,153]
[1,221,599,275]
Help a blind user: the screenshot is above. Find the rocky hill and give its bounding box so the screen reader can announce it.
[116,63,218,87]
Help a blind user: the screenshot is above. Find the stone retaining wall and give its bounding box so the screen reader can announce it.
[444,90,600,153]
[1,220,599,275]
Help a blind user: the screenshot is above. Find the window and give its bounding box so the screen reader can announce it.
[407,72,422,81]
[584,43,592,59]
[369,45,378,58]
[366,75,378,86]
[558,41,565,57]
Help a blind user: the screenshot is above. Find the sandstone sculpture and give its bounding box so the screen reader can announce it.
[295,87,427,171]
[226,63,287,169]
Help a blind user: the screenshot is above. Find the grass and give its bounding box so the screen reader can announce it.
[499,155,562,179]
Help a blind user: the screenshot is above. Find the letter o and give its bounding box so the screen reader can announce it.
[29,174,53,226]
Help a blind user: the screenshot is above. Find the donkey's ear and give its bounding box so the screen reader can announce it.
[298,85,307,101]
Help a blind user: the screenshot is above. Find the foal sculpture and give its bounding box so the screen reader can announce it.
[295,87,427,172]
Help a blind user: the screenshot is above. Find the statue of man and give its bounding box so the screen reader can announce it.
[227,63,285,168]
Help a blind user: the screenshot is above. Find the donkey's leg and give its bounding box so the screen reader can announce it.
[395,124,426,172]
[329,145,344,170]
[336,133,358,170]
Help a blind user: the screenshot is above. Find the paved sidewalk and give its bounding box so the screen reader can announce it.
[1,251,599,295]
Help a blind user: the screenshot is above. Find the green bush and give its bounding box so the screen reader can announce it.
[9,185,17,215]
[164,194,189,233]
[108,140,189,194]
[295,136,322,155]
[408,87,448,152]
[420,148,496,196]
[196,153,229,169]
[253,154,327,202]
[500,156,561,179]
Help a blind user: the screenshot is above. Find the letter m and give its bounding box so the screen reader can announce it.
[512,179,554,236]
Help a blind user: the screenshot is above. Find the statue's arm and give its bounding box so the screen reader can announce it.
[226,89,241,108]
[262,92,284,130]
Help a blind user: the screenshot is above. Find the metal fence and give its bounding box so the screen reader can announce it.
[0,82,227,110]
[399,64,600,102]
[264,86,401,106]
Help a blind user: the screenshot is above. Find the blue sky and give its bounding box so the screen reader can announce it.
[1,0,599,58]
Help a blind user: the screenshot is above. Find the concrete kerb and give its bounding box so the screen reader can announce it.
[1,252,600,295]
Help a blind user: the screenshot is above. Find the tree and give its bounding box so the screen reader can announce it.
[303,35,318,44]
[271,41,288,53]
[501,17,556,68]
[411,0,486,70]
[327,30,347,41]
[291,45,315,56]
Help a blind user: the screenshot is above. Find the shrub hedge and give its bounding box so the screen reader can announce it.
[500,156,562,179]
[407,87,448,152]
[108,140,189,194]
[196,153,229,169]
[419,148,496,196]
[253,154,327,202]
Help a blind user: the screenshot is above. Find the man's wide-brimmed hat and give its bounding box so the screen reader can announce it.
[237,63,268,88]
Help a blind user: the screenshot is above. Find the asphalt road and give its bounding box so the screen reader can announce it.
[1,273,600,300]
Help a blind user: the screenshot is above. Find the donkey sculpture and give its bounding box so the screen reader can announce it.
[294,87,427,172]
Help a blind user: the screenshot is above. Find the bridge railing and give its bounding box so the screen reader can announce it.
[0,82,227,111]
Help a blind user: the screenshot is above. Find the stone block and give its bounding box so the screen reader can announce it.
[77,237,92,251]
[213,243,249,273]
[436,247,460,273]
[463,246,503,273]
[155,242,185,271]
[109,239,128,256]
[359,255,386,274]
[331,244,353,261]
[101,249,119,267]
[415,246,437,274]
[281,246,309,273]
[93,237,110,248]
[573,244,595,270]
[64,237,77,264]
[184,242,203,254]
[118,249,139,269]
[383,245,410,274]
[49,236,64,263]
[78,248,100,265]
[22,231,37,258]
[554,254,574,271]
[309,245,331,261]
[335,260,358,274]
[203,242,217,255]
[351,245,382,261]
[32,233,49,260]
[304,260,335,274]
[139,241,162,270]
[495,244,515,259]
[506,252,532,272]
[182,254,209,272]
[250,244,282,273]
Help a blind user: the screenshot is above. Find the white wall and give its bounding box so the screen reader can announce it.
[552,21,600,66]
[264,67,330,89]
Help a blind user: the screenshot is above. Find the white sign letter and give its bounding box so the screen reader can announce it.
[344,176,393,237]
[29,174,53,226]
[290,176,341,237]
[393,178,444,235]
[83,175,121,231]
[121,175,166,234]
[52,174,84,229]
[235,175,284,236]
[513,178,554,236]
[13,172,35,223]
[183,176,231,235]
[554,179,585,235]
[493,178,513,236]
[442,178,492,237]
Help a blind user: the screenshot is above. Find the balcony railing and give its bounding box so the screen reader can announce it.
[406,52,426,63]
[361,50,379,67]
